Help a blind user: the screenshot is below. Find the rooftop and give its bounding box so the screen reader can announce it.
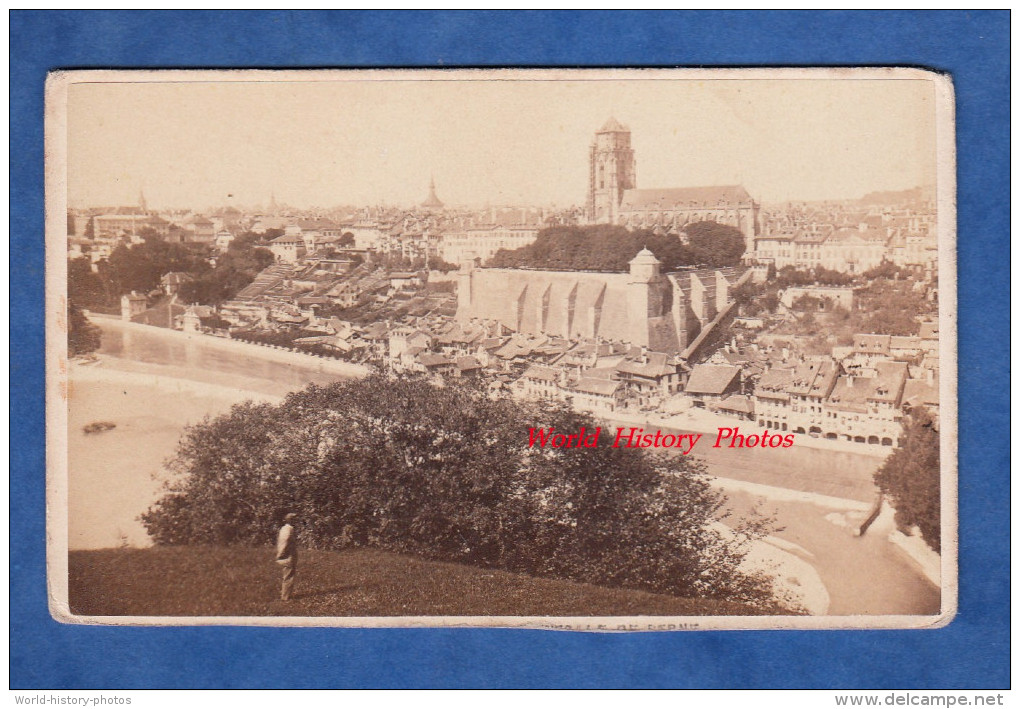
[685,364,741,396]
[598,116,629,133]
[620,185,753,210]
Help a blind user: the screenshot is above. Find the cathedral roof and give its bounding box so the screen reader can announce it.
[620,185,754,210]
[598,116,629,133]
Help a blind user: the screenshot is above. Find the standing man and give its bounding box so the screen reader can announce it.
[276,513,298,601]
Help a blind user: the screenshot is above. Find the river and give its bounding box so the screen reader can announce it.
[67,318,941,615]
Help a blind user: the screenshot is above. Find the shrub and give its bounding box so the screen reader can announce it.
[142,375,780,607]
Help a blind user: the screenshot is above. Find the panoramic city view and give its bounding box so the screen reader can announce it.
[53,71,950,626]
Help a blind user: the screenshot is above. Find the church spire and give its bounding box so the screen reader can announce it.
[421,175,444,209]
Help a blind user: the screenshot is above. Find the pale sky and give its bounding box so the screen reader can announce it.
[65,71,938,210]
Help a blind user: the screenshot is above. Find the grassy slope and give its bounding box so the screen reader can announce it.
[69,546,783,617]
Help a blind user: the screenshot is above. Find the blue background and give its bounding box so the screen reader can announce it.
[10,11,1009,689]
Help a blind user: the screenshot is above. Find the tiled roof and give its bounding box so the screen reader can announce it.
[620,185,753,210]
[685,364,741,396]
[520,364,559,382]
[360,322,389,339]
[715,395,754,414]
[854,334,891,354]
[889,336,921,350]
[615,352,675,378]
[571,377,621,396]
[902,379,939,408]
[456,356,483,371]
[826,361,907,411]
[418,353,452,367]
[754,367,795,400]
[786,358,839,398]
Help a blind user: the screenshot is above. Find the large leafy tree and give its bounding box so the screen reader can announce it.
[178,234,273,306]
[143,375,780,608]
[68,257,116,311]
[683,221,746,268]
[106,239,211,295]
[874,410,941,552]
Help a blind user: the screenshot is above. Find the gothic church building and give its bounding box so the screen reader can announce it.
[586,117,760,247]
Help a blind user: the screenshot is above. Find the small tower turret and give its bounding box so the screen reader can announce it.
[628,247,661,282]
[627,248,665,347]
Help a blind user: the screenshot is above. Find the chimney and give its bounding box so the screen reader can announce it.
[847,375,854,388]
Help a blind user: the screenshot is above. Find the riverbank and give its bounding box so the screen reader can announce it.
[68,360,268,549]
[71,357,284,406]
[88,313,371,380]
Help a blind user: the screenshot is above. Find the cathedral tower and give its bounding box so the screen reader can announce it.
[587,117,636,224]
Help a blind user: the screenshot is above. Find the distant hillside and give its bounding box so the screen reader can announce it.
[68,546,790,618]
[859,187,933,205]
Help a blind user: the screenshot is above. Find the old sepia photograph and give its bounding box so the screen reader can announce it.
[45,68,956,629]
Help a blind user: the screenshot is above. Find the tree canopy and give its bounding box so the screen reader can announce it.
[489,222,745,272]
[67,301,101,356]
[68,238,212,312]
[106,238,212,295]
[874,410,941,552]
[178,233,274,305]
[68,257,117,312]
[142,375,781,608]
[683,221,747,268]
